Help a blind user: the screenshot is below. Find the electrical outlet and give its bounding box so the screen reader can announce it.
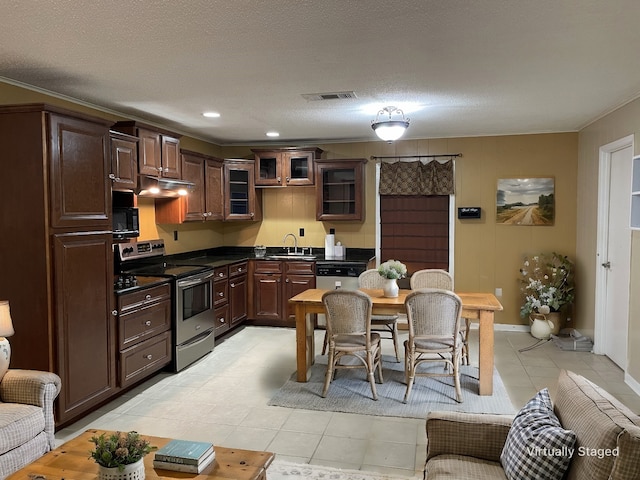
[335,280,342,289]
[299,228,304,237]
[173,230,178,241]
[495,287,502,297]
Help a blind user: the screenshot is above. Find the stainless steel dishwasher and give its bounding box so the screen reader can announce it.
[315,262,367,326]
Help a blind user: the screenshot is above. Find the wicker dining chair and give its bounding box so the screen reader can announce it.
[403,288,463,403]
[321,290,383,400]
[409,269,470,366]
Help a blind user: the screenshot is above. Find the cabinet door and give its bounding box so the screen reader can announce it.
[49,113,111,229]
[137,128,162,176]
[284,274,315,318]
[52,232,116,425]
[229,274,247,326]
[255,151,283,186]
[285,151,315,186]
[315,159,366,221]
[161,135,181,178]
[205,157,224,220]
[110,132,138,191]
[181,151,206,221]
[253,273,283,320]
[224,161,259,220]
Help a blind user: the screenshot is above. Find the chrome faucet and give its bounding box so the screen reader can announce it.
[282,233,298,253]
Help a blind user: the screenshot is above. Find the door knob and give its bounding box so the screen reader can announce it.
[602,261,611,269]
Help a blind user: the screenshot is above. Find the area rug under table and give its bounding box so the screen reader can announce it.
[267,459,421,480]
[268,355,516,419]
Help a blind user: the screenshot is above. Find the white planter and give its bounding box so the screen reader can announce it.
[382,278,399,298]
[530,315,553,340]
[98,458,145,480]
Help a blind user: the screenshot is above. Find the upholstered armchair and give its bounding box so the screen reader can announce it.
[0,369,61,479]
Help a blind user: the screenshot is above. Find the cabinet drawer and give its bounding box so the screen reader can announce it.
[119,331,171,388]
[229,261,248,277]
[214,304,230,336]
[284,261,315,275]
[253,260,282,274]
[214,265,228,281]
[119,299,171,349]
[118,284,171,313]
[214,280,228,306]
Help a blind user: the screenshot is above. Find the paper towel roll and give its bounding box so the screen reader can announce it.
[325,234,335,259]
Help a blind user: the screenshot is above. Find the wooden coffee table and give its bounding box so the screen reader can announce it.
[7,429,275,480]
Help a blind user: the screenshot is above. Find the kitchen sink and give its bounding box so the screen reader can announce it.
[266,254,317,261]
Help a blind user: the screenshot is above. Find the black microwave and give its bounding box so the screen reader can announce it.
[112,207,139,239]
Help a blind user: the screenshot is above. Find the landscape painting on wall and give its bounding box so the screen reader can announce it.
[496,177,554,225]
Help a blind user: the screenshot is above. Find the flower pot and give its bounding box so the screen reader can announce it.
[382,278,399,298]
[98,459,145,480]
[546,311,561,335]
[530,314,552,340]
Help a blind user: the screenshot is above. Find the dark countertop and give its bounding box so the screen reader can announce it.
[169,246,375,269]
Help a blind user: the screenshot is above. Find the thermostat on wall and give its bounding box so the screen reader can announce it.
[457,207,481,219]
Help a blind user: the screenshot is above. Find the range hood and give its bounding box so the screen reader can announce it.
[137,175,195,198]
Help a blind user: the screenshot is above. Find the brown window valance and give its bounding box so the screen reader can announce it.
[379,160,454,195]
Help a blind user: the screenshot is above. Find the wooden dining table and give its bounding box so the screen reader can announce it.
[288,288,503,395]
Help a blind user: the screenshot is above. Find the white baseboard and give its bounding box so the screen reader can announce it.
[625,372,640,397]
[468,323,530,332]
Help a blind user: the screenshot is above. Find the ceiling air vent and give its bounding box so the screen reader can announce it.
[301,91,358,101]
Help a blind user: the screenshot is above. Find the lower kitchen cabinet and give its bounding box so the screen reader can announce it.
[116,283,172,389]
[213,265,230,337]
[229,261,248,327]
[250,260,315,326]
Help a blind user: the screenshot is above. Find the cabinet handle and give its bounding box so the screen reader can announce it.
[145,354,153,360]
[218,292,224,297]
[202,213,208,218]
[219,317,225,323]
[277,176,281,182]
[238,267,243,272]
[218,272,224,277]
[286,176,290,182]
[250,212,254,218]
[230,283,235,287]
[145,294,152,300]
[111,310,118,316]
[157,167,163,172]
[164,167,169,172]
[145,320,152,326]
[108,173,116,180]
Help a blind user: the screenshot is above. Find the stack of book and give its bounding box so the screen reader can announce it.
[153,439,215,473]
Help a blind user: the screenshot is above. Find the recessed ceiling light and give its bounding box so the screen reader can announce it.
[266,131,280,137]
[202,111,220,118]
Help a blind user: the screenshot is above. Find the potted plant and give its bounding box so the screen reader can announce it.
[89,431,154,480]
[518,252,575,336]
[378,260,407,298]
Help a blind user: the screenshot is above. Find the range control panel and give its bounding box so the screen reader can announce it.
[115,239,166,262]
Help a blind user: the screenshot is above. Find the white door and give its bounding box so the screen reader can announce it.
[596,140,633,369]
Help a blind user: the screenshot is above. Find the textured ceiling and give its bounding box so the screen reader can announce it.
[1,0,640,145]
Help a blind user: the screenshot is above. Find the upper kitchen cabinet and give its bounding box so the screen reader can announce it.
[155,150,224,223]
[109,130,139,191]
[224,159,262,221]
[112,121,182,179]
[315,158,367,221]
[252,147,323,187]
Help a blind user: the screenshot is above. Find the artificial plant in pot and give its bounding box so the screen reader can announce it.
[378,260,407,298]
[89,431,154,480]
[518,252,575,335]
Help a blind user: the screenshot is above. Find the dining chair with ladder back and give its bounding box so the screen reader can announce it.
[410,269,470,366]
[322,269,401,361]
[321,289,383,400]
[403,288,464,404]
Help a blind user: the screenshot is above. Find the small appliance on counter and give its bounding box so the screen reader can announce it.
[254,245,266,258]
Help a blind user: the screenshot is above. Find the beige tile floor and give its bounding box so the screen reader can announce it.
[55,326,640,478]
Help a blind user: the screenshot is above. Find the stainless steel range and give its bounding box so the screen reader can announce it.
[115,239,216,371]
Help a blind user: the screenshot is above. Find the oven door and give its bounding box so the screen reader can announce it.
[176,270,216,345]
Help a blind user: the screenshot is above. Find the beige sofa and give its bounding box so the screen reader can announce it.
[424,369,640,479]
[0,369,61,479]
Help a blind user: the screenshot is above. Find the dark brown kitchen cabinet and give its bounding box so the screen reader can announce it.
[110,131,138,191]
[250,260,315,326]
[116,283,172,388]
[224,159,262,221]
[252,147,323,187]
[0,104,115,427]
[213,266,230,336]
[252,261,283,322]
[53,231,116,425]
[315,158,367,221]
[112,121,181,179]
[49,113,111,229]
[155,150,224,223]
[229,262,248,327]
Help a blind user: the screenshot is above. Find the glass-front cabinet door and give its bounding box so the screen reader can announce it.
[224,160,260,220]
[253,147,322,186]
[315,158,366,221]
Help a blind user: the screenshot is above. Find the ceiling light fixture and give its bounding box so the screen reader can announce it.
[202,111,220,118]
[266,131,280,138]
[371,106,410,142]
